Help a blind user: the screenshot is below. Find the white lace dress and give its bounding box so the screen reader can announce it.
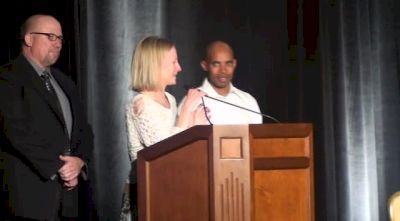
[121,92,184,221]
[126,92,184,161]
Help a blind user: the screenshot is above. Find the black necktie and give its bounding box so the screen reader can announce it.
[41,71,56,94]
[41,71,64,117]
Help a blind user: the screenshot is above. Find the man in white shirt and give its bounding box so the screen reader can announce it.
[179,40,262,125]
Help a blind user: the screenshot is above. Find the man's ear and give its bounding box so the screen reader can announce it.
[200,60,208,71]
[233,59,237,68]
[23,34,32,47]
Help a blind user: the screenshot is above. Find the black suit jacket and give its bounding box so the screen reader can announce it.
[0,54,94,220]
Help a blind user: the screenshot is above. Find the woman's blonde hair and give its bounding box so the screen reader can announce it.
[130,36,175,91]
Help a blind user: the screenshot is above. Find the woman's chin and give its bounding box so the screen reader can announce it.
[168,80,177,86]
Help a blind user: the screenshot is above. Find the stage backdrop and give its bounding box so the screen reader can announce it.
[77,0,400,220]
[79,0,168,220]
[319,0,400,220]
[79,0,290,220]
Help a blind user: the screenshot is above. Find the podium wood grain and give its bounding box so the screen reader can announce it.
[137,124,314,221]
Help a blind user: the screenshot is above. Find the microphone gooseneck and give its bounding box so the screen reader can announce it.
[184,85,280,123]
[201,96,213,125]
[203,95,281,123]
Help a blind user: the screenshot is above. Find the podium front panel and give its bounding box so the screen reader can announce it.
[139,140,209,221]
[251,124,314,221]
[212,125,252,221]
[138,124,314,221]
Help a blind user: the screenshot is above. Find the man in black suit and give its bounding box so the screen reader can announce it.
[0,14,93,220]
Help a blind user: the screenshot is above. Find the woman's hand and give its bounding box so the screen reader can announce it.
[192,104,211,125]
[183,89,206,111]
[176,89,207,128]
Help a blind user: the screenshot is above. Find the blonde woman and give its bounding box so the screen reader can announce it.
[121,36,207,220]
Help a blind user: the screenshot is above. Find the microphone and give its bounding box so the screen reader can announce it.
[203,95,280,123]
[184,85,280,123]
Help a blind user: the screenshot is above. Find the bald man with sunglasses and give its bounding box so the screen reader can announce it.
[0,14,93,220]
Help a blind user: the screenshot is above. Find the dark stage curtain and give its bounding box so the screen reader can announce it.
[78,0,288,220]
[77,0,400,220]
[319,0,400,220]
[78,0,168,220]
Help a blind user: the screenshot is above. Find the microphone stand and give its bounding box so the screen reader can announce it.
[204,95,280,123]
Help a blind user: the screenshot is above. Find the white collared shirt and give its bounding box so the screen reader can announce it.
[179,78,263,125]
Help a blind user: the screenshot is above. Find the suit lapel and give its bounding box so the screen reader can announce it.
[33,74,66,127]
[16,55,67,128]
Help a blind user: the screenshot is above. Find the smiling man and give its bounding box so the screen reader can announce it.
[0,14,93,220]
[179,40,262,125]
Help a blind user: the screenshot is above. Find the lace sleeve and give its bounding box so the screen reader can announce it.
[126,95,183,161]
[126,104,141,161]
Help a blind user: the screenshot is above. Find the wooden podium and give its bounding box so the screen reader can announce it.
[137,124,314,221]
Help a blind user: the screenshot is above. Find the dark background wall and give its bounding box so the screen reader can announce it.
[0,0,320,122]
[1,1,400,221]
[0,0,321,220]
[0,0,78,81]
[166,0,320,124]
